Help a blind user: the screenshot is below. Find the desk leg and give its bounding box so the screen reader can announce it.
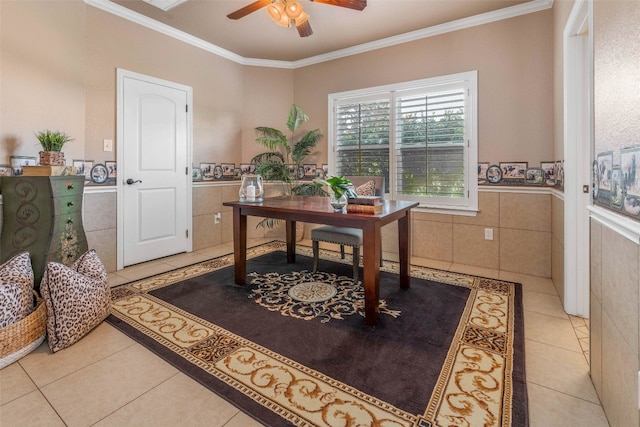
[285,220,296,263]
[232,207,247,285]
[362,222,381,326]
[398,211,411,289]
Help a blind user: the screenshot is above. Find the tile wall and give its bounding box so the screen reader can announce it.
[0,185,554,278]
[590,219,640,426]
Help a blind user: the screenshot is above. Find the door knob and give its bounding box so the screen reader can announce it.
[126,178,142,185]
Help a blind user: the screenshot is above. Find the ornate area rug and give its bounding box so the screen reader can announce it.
[107,242,528,426]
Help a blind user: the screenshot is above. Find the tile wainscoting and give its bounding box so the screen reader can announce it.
[0,183,560,278]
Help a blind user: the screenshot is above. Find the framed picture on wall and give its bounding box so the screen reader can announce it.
[499,162,527,181]
[200,162,215,180]
[10,156,37,176]
[477,162,489,184]
[303,164,316,178]
[525,167,545,185]
[0,164,12,176]
[221,163,235,177]
[239,163,254,174]
[610,166,624,209]
[73,159,93,183]
[596,152,613,192]
[621,147,640,197]
[105,161,117,180]
[541,161,555,185]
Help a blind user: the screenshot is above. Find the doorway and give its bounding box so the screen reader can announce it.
[563,0,593,317]
[116,69,193,269]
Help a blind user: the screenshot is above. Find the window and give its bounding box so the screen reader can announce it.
[329,71,478,213]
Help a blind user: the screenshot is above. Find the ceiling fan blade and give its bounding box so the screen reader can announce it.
[310,0,366,11]
[296,19,313,37]
[227,0,271,20]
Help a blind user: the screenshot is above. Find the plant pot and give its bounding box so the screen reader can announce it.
[39,151,65,166]
[330,193,348,212]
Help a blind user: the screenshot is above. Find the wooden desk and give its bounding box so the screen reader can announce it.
[223,196,419,326]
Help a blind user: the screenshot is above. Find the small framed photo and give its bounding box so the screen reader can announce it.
[525,167,545,185]
[73,160,93,183]
[499,162,527,181]
[303,164,316,179]
[0,164,12,176]
[478,162,489,184]
[200,162,215,180]
[233,168,242,179]
[10,156,37,176]
[322,164,329,175]
[287,164,297,178]
[192,167,203,182]
[555,160,565,189]
[315,168,325,179]
[239,163,254,174]
[105,161,117,180]
[221,163,235,177]
[621,147,640,197]
[611,166,624,209]
[486,164,503,184]
[541,161,556,186]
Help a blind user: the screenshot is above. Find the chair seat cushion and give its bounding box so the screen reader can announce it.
[311,226,363,246]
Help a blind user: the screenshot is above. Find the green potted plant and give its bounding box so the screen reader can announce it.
[315,175,357,211]
[252,104,324,197]
[35,130,73,166]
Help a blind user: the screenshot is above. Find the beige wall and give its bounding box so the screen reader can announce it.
[293,9,554,166]
[1,3,557,280]
[590,1,640,426]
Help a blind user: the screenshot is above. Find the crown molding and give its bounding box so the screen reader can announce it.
[85,0,553,69]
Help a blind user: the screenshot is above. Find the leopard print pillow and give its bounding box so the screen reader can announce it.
[355,179,376,196]
[0,252,34,328]
[40,250,111,353]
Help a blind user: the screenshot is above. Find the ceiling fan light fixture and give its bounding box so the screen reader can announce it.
[294,10,310,26]
[267,2,290,27]
[285,1,304,20]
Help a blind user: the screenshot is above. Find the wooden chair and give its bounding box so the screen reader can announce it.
[311,176,384,283]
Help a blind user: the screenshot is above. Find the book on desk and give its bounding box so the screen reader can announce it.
[346,196,383,213]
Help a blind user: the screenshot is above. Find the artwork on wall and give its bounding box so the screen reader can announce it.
[554,160,564,189]
[239,163,255,174]
[303,164,316,179]
[541,162,556,186]
[10,156,37,176]
[200,162,215,180]
[0,165,11,176]
[221,163,235,177]
[486,165,502,184]
[525,168,545,185]
[595,152,612,205]
[621,147,640,216]
[192,167,203,182]
[105,161,117,181]
[477,163,489,184]
[499,162,527,185]
[610,166,624,209]
[73,159,93,183]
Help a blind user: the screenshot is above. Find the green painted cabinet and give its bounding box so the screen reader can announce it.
[0,176,88,289]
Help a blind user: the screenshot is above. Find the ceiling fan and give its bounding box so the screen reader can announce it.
[227,0,367,38]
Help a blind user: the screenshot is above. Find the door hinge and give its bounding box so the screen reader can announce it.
[186,229,189,238]
[186,166,189,175]
[186,105,188,113]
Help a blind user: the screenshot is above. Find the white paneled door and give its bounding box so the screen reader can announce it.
[117,70,192,268]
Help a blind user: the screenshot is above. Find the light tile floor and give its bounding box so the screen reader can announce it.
[0,239,610,426]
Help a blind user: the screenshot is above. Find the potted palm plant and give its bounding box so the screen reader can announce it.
[252,104,324,197]
[35,130,73,166]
